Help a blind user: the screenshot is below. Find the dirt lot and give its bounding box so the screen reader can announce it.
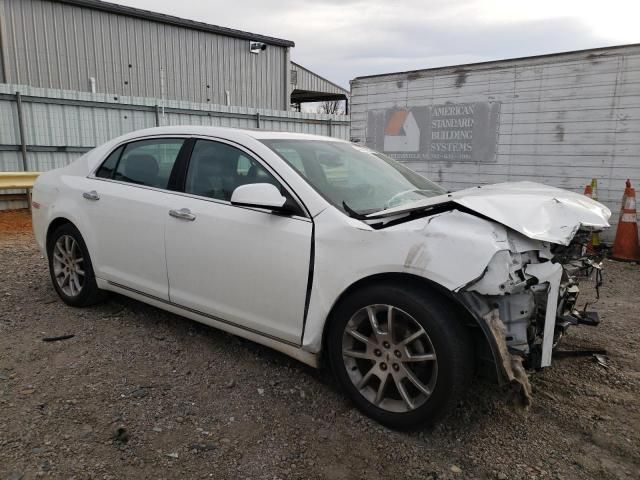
[1,209,639,480]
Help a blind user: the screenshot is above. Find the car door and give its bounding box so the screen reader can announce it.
[83,137,187,300]
[164,138,313,345]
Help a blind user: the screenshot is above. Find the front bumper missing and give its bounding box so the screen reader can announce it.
[459,259,602,405]
[523,262,563,367]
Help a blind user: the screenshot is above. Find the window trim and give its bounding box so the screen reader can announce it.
[87,134,312,220]
[175,135,310,219]
[89,135,192,185]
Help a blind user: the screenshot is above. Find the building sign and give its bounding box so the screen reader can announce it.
[366,102,500,162]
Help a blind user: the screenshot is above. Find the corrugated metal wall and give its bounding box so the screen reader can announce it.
[350,44,640,242]
[0,0,288,109]
[291,62,348,95]
[0,83,350,209]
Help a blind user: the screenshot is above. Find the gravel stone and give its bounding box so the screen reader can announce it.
[1,211,639,480]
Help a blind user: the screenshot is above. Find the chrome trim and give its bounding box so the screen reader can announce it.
[169,208,196,221]
[82,190,100,201]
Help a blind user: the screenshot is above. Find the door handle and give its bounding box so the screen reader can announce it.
[169,208,196,221]
[82,190,100,201]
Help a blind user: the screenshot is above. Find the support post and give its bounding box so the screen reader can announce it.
[15,91,31,208]
[328,118,333,137]
[155,104,160,127]
[256,112,261,129]
[15,92,27,171]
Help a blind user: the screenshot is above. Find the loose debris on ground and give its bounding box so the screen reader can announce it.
[1,209,639,479]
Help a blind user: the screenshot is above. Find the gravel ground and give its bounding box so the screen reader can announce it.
[1,209,639,480]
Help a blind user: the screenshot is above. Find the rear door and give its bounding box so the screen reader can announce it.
[83,137,187,300]
[164,139,313,344]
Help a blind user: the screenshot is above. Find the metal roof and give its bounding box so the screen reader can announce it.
[352,42,640,81]
[291,62,349,94]
[54,0,295,47]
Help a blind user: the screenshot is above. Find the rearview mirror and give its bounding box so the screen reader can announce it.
[230,183,287,210]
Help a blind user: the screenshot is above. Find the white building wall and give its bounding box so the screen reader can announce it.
[350,44,640,242]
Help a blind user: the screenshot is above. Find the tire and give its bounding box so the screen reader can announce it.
[327,283,473,430]
[47,223,106,307]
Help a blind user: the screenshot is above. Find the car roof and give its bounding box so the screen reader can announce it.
[120,125,346,143]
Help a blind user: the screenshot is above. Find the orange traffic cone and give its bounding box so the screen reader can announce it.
[611,179,640,262]
[584,184,593,197]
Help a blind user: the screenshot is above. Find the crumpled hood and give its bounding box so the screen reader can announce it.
[377,181,611,245]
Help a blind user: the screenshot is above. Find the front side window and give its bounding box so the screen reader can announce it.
[185,140,281,201]
[261,140,446,215]
[96,138,184,189]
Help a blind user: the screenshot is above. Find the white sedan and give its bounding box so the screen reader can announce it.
[32,126,610,429]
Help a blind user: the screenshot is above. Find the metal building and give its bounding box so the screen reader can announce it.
[0,0,347,110]
[291,62,350,112]
[350,43,640,241]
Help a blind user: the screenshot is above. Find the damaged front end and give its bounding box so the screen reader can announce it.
[456,228,604,404]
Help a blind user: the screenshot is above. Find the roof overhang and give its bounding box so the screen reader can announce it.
[54,0,295,47]
[291,90,348,103]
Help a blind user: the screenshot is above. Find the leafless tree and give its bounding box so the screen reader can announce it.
[317,100,344,115]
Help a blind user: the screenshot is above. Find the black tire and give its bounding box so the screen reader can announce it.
[47,223,106,307]
[327,283,473,430]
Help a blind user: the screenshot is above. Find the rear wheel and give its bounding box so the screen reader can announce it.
[47,223,105,307]
[327,284,472,429]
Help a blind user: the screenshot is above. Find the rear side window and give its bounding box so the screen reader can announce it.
[95,146,123,179]
[95,139,185,189]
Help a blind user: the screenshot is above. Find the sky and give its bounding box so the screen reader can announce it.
[116,0,640,89]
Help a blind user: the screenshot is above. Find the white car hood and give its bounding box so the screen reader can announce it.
[373,181,611,245]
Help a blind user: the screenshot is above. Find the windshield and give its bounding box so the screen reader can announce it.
[261,140,446,214]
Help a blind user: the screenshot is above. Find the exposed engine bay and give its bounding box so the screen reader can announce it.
[457,228,605,403]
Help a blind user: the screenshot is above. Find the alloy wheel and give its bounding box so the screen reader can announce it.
[341,304,438,413]
[52,234,85,297]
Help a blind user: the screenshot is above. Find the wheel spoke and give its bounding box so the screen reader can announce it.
[400,364,432,396]
[366,306,382,341]
[346,328,377,348]
[72,272,82,292]
[386,305,394,343]
[374,373,389,405]
[55,242,65,256]
[405,353,436,363]
[394,376,415,410]
[356,366,376,389]
[343,349,373,360]
[53,252,65,263]
[64,235,72,254]
[399,328,426,346]
[75,267,85,276]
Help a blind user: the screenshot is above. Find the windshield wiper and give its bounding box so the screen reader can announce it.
[342,201,369,220]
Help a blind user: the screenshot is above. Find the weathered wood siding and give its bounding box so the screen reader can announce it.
[350,44,640,242]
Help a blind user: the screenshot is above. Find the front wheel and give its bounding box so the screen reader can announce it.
[47,223,106,307]
[327,284,473,430]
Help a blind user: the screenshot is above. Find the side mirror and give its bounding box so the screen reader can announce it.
[230,183,287,210]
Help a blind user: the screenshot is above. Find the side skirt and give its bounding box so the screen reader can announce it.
[97,278,320,368]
